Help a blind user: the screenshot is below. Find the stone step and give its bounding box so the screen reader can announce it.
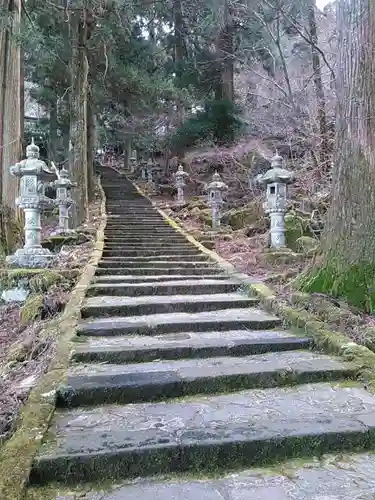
[81,293,257,318]
[104,233,180,240]
[30,382,374,485]
[94,274,233,283]
[102,243,197,249]
[101,244,197,250]
[104,233,188,244]
[104,227,177,232]
[104,228,172,233]
[100,250,203,258]
[105,220,167,225]
[58,351,354,407]
[77,308,281,337]
[107,221,167,225]
[104,224,171,229]
[97,260,215,269]
[105,213,164,216]
[72,330,312,364]
[99,254,210,262]
[35,456,375,499]
[86,279,240,297]
[95,267,223,276]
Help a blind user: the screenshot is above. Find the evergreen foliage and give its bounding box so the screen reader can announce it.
[172,100,243,150]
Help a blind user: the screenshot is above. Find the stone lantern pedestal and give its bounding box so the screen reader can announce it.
[257,152,294,249]
[174,164,189,204]
[129,150,137,173]
[52,166,76,236]
[6,139,56,268]
[207,172,228,230]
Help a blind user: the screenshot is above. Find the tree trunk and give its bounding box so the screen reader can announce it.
[48,99,58,161]
[69,8,92,225]
[123,136,131,169]
[300,0,375,312]
[216,0,234,102]
[307,1,331,172]
[174,0,186,128]
[86,94,95,200]
[0,0,23,253]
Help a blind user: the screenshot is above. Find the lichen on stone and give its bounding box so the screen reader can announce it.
[20,294,45,325]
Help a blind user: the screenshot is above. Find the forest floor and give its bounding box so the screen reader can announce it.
[0,186,102,445]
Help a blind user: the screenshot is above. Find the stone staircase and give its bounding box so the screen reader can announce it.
[28,167,375,497]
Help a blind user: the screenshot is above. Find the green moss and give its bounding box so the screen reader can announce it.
[0,269,70,294]
[20,294,45,325]
[222,202,261,230]
[296,235,320,255]
[3,211,23,254]
[284,212,313,251]
[259,249,304,265]
[298,262,375,313]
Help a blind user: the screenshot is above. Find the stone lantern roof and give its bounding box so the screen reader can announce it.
[258,153,294,186]
[207,171,227,191]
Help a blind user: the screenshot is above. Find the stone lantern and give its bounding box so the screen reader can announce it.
[129,150,137,173]
[52,165,76,235]
[6,138,56,268]
[147,158,154,185]
[258,152,294,249]
[146,157,157,192]
[207,171,228,229]
[174,164,189,204]
[140,159,147,180]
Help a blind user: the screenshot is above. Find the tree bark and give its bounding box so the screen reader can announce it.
[48,99,58,161]
[300,0,375,312]
[307,1,331,172]
[173,0,186,128]
[0,0,23,252]
[216,0,234,102]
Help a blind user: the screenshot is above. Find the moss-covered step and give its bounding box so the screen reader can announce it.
[80,293,258,318]
[97,260,216,269]
[104,229,174,235]
[26,453,375,499]
[77,308,282,337]
[105,239,191,246]
[102,234,191,240]
[105,218,165,222]
[104,224,170,229]
[103,242,200,249]
[30,382,375,485]
[99,254,211,262]
[94,266,224,276]
[94,274,232,283]
[101,250,203,259]
[72,330,312,364]
[86,279,241,297]
[57,351,356,407]
[100,243,198,251]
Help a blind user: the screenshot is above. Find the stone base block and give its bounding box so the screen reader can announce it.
[6,247,56,268]
[50,229,76,237]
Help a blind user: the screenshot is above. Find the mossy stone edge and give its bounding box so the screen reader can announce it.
[0,175,107,500]
[132,178,375,390]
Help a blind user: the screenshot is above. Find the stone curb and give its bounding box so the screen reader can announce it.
[131,179,375,384]
[0,174,107,500]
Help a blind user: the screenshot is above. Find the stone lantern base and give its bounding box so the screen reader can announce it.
[6,247,55,268]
